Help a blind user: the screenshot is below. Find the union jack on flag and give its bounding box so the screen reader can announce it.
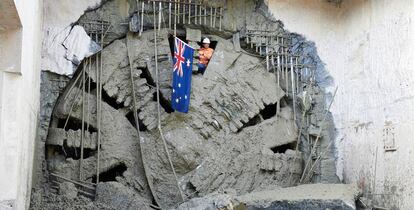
[173,38,186,77]
[171,37,194,113]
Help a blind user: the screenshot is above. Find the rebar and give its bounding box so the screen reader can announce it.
[204,6,206,25]
[199,4,202,24]
[194,3,197,24]
[300,86,338,183]
[174,0,177,35]
[295,57,299,93]
[169,1,172,29]
[266,46,269,72]
[213,7,217,28]
[140,1,144,36]
[290,56,296,122]
[96,27,103,184]
[177,0,180,24]
[62,81,83,132]
[79,49,86,181]
[188,0,191,24]
[182,1,185,24]
[210,7,213,27]
[158,2,162,33]
[219,7,222,31]
[284,42,289,95]
[50,173,95,190]
[303,140,333,182]
[87,58,91,132]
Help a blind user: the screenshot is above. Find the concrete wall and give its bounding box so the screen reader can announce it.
[0,0,42,209]
[267,0,414,208]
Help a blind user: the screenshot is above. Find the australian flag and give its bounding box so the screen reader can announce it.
[171,37,194,113]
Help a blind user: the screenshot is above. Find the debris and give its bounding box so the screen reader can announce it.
[58,182,78,199]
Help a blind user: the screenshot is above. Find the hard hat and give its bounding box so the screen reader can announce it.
[202,37,211,44]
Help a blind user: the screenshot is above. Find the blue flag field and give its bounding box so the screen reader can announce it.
[171,37,194,113]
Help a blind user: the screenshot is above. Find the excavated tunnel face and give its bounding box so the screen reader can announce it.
[33,0,338,209]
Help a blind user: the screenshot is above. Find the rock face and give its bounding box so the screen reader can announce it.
[95,182,151,209]
[32,0,340,209]
[58,182,78,199]
[42,0,103,75]
[176,184,359,210]
[43,31,301,208]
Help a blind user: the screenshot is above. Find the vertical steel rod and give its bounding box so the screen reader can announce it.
[174,0,177,36]
[295,57,299,93]
[266,45,269,72]
[177,0,180,24]
[79,50,86,181]
[96,25,104,184]
[285,50,289,95]
[210,7,213,27]
[86,57,91,133]
[281,37,284,80]
[213,7,217,28]
[169,1,171,29]
[204,6,206,25]
[95,34,100,185]
[182,1,185,24]
[194,3,197,24]
[140,2,144,36]
[219,7,222,31]
[276,36,279,82]
[290,56,296,122]
[158,2,162,33]
[136,0,140,29]
[199,4,202,24]
[188,0,191,24]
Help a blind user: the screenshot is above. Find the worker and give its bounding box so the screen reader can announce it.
[197,37,214,74]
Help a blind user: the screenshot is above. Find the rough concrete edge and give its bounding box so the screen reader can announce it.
[237,184,359,209]
[258,0,339,183]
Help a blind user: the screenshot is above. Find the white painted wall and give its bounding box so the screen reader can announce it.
[0,0,42,209]
[267,0,414,208]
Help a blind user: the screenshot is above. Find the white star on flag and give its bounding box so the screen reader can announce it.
[186,59,191,67]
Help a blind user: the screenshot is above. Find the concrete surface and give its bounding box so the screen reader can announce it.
[0,0,42,209]
[176,183,358,210]
[0,0,22,74]
[267,0,414,208]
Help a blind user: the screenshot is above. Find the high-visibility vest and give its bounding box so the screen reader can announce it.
[198,47,214,65]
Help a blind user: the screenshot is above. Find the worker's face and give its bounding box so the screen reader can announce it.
[203,43,209,48]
